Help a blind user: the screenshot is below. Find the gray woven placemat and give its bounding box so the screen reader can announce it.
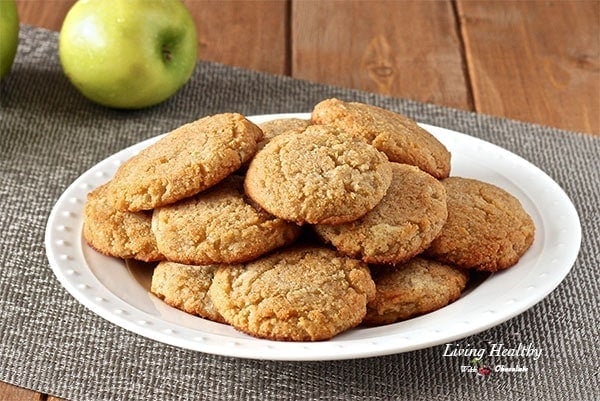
[1,25,598,401]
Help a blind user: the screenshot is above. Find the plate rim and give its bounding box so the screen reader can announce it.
[45,113,582,361]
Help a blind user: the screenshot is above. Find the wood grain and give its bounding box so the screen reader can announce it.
[0,381,66,400]
[15,0,75,31]
[186,0,288,74]
[291,0,472,110]
[0,382,45,401]
[456,0,600,135]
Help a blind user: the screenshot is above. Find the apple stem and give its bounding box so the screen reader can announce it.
[162,46,172,62]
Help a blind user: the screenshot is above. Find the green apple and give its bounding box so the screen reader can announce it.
[0,0,19,79]
[59,0,197,109]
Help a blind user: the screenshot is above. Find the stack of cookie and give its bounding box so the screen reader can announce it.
[83,99,535,342]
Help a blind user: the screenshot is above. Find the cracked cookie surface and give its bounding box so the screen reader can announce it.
[110,113,263,211]
[426,177,535,272]
[209,246,376,341]
[152,175,301,264]
[244,125,393,225]
[314,163,447,264]
[151,261,225,323]
[364,257,468,326]
[83,182,163,262]
[258,118,311,149]
[312,98,451,178]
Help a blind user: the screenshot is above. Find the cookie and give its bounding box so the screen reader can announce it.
[240,118,312,172]
[426,177,535,272]
[110,113,263,211]
[364,257,468,326]
[312,98,451,179]
[150,261,225,323]
[244,125,393,225]
[152,175,301,264]
[83,182,163,262]
[209,246,376,341]
[314,163,447,264]
[258,118,311,148]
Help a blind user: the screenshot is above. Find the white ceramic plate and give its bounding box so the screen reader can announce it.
[45,113,581,361]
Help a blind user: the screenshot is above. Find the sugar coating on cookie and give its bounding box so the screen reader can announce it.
[244,125,393,225]
[364,257,468,326]
[152,175,301,264]
[110,113,263,211]
[312,98,451,179]
[239,118,312,172]
[426,177,535,272]
[314,163,447,264]
[258,118,311,148]
[151,261,225,323]
[83,182,163,262]
[209,246,376,341]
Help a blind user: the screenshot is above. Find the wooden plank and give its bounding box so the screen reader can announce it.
[15,0,289,75]
[0,381,44,401]
[15,0,76,31]
[185,0,288,74]
[291,0,472,110]
[456,0,600,135]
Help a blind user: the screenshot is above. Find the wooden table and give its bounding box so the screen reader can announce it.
[3,1,598,399]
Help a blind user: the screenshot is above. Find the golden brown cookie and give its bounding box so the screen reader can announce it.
[364,257,468,326]
[83,182,163,262]
[150,261,225,323]
[110,113,263,211]
[240,118,312,172]
[426,177,535,272]
[314,163,447,264]
[312,98,451,179]
[209,246,376,341]
[258,118,311,148]
[244,125,393,225]
[152,175,301,264]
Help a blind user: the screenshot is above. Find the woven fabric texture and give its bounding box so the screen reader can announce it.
[0,26,598,401]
